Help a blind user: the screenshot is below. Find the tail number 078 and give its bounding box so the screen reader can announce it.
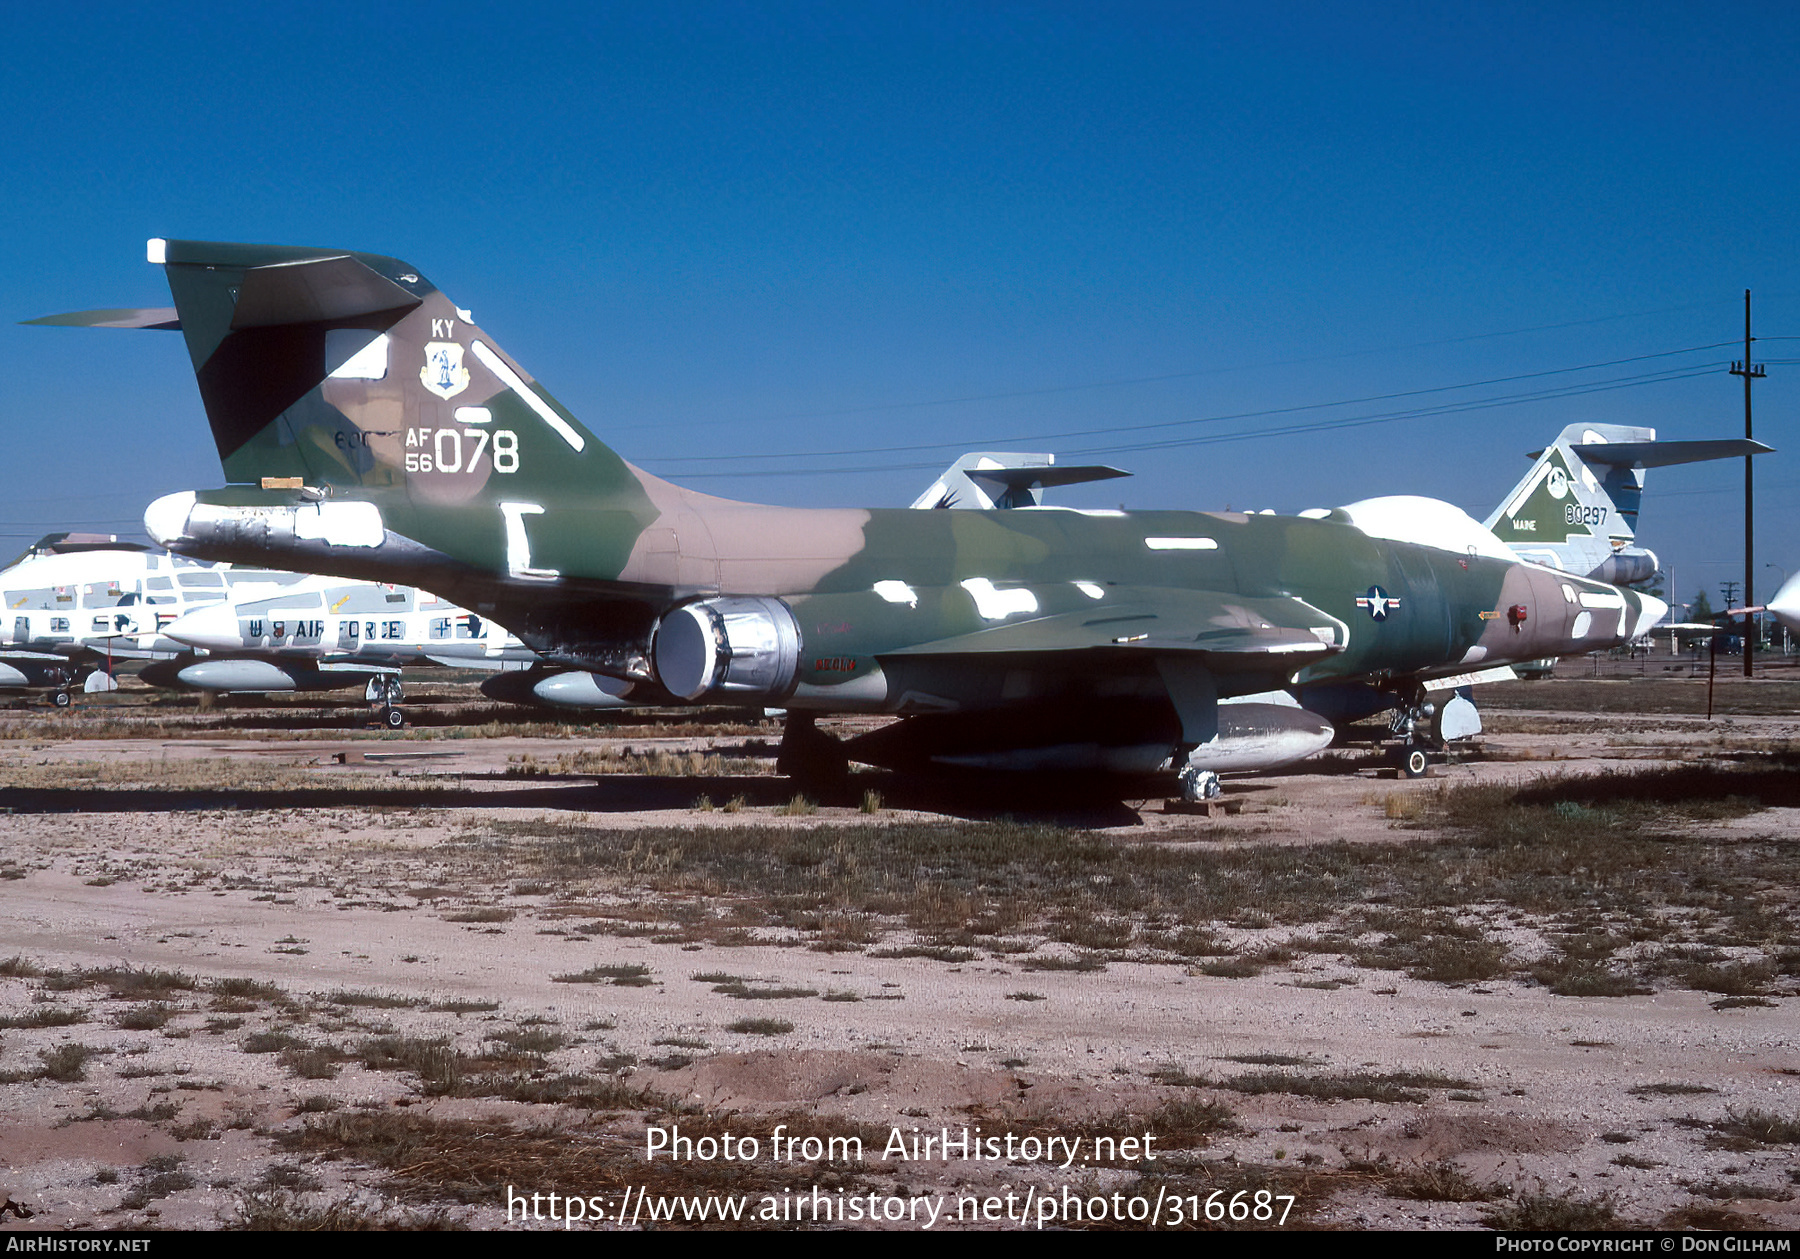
[405,427,520,474]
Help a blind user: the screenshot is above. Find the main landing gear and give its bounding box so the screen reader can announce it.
[776,712,849,792]
[1177,764,1223,801]
[366,676,406,730]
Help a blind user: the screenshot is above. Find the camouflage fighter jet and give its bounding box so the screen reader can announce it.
[41,239,1673,795]
[915,432,1768,757]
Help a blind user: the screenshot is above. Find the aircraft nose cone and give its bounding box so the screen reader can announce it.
[1768,573,1800,634]
[164,603,242,651]
[1632,593,1669,640]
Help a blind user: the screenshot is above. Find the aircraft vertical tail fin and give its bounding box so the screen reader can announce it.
[140,238,625,498]
[37,239,664,598]
[1483,422,1771,585]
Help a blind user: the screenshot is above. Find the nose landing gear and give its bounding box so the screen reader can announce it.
[1386,689,1438,778]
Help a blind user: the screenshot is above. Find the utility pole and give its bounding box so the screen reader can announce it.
[1730,290,1764,677]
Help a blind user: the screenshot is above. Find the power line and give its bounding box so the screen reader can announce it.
[644,342,1736,468]
[609,298,1745,434]
[656,358,1728,476]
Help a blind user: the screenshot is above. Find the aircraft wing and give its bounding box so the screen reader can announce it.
[880,589,1344,661]
[877,588,1343,746]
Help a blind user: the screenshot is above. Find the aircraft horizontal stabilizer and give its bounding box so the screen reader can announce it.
[1525,438,1773,468]
[975,464,1132,491]
[912,452,1131,509]
[23,308,180,330]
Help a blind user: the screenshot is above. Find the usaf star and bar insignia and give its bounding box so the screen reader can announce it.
[1356,586,1402,621]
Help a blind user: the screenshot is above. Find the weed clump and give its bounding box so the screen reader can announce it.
[552,964,654,987]
[1705,1108,1800,1147]
[1385,1160,1508,1202]
[325,991,427,1008]
[226,1189,465,1231]
[38,1044,99,1082]
[209,977,282,1002]
[112,1004,175,1030]
[1481,1189,1621,1230]
[728,1018,793,1035]
[444,908,513,924]
[0,1007,87,1029]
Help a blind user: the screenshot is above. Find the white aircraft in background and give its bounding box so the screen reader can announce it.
[1730,571,1800,650]
[1764,572,1800,637]
[0,535,538,725]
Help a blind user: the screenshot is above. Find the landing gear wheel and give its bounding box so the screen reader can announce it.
[1396,745,1431,778]
[51,690,72,709]
[381,706,406,731]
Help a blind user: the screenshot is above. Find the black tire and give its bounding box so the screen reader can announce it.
[1399,746,1430,778]
[51,690,72,709]
[382,706,406,730]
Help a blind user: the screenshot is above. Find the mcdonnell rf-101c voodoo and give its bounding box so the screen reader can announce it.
[41,238,1686,796]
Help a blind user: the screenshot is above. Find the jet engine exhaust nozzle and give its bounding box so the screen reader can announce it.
[653,596,802,704]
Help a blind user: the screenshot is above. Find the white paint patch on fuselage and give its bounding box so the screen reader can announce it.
[959,578,1038,621]
[499,502,557,579]
[873,580,918,608]
[292,502,384,548]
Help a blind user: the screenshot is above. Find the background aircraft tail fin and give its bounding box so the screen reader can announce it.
[910,452,1131,509]
[1483,422,1771,585]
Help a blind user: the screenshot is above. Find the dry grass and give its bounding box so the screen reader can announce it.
[112,1004,176,1030]
[1213,1070,1473,1104]
[0,1006,87,1029]
[1480,1188,1624,1230]
[1704,1108,1800,1147]
[508,748,766,778]
[226,1190,466,1230]
[552,964,655,987]
[275,1107,866,1219]
[1383,1160,1509,1202]
[438,780,1800,994]
[727,1017,793,1035]
[37,1043,99,1082]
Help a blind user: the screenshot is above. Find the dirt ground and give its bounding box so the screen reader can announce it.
[0,675,1795,1232]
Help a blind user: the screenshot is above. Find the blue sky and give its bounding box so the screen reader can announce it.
[3,1,1797,610]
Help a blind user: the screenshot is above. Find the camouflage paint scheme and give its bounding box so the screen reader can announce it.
[49,240,1665,777]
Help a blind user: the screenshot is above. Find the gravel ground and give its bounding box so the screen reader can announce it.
[0,688,1795,1232]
